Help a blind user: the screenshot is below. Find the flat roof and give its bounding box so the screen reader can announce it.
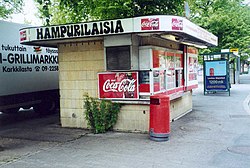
[201,52,240,57]
[20,15,218,48]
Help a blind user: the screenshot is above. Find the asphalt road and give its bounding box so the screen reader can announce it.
[0,74,250,168]
[0,110,89,166]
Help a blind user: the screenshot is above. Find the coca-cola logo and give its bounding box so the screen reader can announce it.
[141,18,159,30]
[103,79,136,92]
[20,30,27,41]
[98,72,139,99]
[172,18,183,30]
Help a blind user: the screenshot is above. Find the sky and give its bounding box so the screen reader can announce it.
[6,0,250,26]
[245,0,250,4]
[8,0,42,25]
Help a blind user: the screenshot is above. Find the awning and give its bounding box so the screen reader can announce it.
[20,15,218,48]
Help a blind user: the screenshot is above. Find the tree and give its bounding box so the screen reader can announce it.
[87,0,185,20]
[35,0,185,25]
[188,0,250,59]
[36,0,52,26]
[35,0,250,62]
[0,0,23,19]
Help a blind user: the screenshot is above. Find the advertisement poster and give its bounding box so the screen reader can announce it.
[188,56,198,81]
[205,61,228,91]
[98,72,139,99]
[205,61,226,76]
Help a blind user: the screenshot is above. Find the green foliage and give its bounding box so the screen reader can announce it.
[0,0,23,19]
[34,0,250,61]
[36,0,185,24]
[83,95,122,134]
[35,0,52,26]
[88,0,185,20]
[188,0,250,60]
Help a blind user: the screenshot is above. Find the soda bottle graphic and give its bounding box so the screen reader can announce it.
[124,73,135,98]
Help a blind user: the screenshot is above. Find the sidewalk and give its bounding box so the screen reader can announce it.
[1,75,250,168]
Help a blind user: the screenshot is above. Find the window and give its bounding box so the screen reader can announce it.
[106,46,131,70]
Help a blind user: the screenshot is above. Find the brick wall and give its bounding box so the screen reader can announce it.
[58,41,104,128]
[114,104,150,132]
[114,92,193,132]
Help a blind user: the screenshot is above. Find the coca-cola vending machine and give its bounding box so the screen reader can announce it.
[138,46,185,99]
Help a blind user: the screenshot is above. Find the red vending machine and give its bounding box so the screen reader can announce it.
[139,46,185,99]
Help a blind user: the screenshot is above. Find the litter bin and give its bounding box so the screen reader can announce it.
[149,94,170,141]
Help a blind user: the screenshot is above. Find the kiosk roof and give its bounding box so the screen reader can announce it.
[20,15,218,48]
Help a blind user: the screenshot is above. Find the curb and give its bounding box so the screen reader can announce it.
[243,93,250,115]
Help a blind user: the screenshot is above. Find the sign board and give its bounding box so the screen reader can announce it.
[20,19,133,43]
[205,76,227,91]
[0,20,59,96]
[98,72,139,99]
[229,48,238,53]
[230,48,239,55]
[20,15,218,47]
[204,60,230,93]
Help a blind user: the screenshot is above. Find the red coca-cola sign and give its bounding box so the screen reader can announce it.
[20,30,27,41]
[98,72,139,99]
[172,18,183,30]
[141,18,159,30]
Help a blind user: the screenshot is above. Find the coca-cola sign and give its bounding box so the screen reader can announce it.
[172,18,183,30]
[20,30,27,41]
[98,72,139,99]
[141,18,159,30]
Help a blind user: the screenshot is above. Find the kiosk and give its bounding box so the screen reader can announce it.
[20,15,218,132]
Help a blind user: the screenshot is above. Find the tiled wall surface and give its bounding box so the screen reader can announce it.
[114,92,192,132]
[58,41,104,128]
[114,104,150,132]
[170,92,192,121]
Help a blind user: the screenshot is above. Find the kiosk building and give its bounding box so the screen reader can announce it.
[20,15,218,132]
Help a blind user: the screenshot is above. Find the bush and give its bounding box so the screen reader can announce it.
[83,95,121,133]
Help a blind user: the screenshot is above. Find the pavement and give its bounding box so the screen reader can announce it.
[0,74,250,168]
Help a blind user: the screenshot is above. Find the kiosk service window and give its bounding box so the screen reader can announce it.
[138,46,185,99]
[98,45,198,101]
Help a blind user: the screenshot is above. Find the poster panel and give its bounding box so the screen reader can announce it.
[186,47,198,90]
[98,72,139,99]
[188,55,198,81]
[205,61,226,76]
[205,60,228,91]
